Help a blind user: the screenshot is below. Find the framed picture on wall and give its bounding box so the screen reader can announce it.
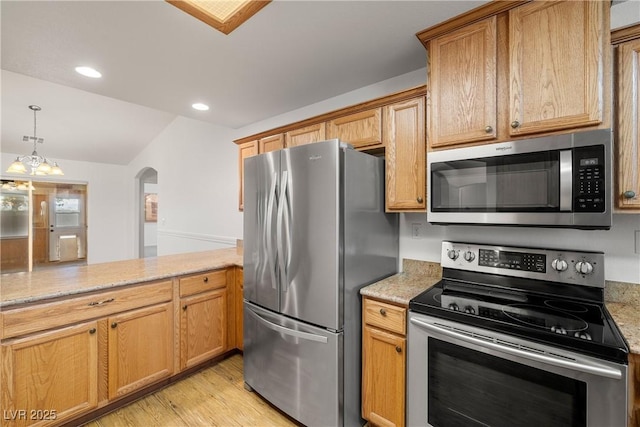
[145,193,157,222]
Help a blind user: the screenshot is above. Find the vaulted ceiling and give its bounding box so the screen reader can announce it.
[1,1,487,165]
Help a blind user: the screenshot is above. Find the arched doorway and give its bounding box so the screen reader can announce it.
[137,167,158,258]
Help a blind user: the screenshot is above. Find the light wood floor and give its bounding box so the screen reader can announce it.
[84,354,299,427]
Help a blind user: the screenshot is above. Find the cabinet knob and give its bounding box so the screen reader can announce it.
[416,196,424,203]
[395,346,402,353]
[111,322,118,329]
[485,126,493,133]
[89,328,97,334]
[623,190,636,199]
[379,308,387,316]
[511,120,520,129]
[183,304,188,311]
[203,277,209,283]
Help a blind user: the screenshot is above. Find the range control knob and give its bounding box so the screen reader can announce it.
[464,306,476,315]
[551,259,568,272]
[448,303,459,312]
[447,249,459,261]
[574,331,592,341]
[575,261,594,275]
[463,251,476,263]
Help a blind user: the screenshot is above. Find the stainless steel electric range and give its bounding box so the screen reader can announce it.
[407,241,629,427]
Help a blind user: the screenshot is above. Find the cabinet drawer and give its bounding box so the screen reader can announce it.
[363,298,406,336]
[179,269,227,297]
[1,280,173,340]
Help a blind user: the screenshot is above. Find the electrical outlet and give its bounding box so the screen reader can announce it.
[635,230,640,255]
[412,223,421,239]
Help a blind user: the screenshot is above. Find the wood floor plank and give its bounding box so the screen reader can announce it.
[83,354,298,427]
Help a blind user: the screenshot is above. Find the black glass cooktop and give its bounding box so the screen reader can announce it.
[409,280,628,363]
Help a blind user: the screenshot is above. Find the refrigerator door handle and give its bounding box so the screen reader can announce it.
[283,171,293,279]
[246,306,328,344]
[266,172,279,289]
[277,170,289,291]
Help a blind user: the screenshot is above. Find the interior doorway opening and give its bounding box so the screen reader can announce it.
[1,179,87,273]
[138,168,158,258]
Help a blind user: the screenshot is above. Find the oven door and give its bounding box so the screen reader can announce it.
[407,312,627,427]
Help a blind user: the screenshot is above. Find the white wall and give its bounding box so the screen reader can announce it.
[127,116,241,256]
[401,214,640,284]
[612,0,640,30]
[1,153,132,264]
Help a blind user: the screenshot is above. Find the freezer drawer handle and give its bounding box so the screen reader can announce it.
[247,308,328,344]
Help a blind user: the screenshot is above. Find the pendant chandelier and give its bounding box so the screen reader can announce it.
[6,105,64,176]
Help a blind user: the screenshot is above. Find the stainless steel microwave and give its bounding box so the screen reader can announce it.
[427,129,612,229]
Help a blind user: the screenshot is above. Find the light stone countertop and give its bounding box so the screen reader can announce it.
[360,259,442,306]
[1,247,243,308]
[605,280,640,354]
[361,260,640,355]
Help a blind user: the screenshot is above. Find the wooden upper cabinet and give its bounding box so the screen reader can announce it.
[421,0,608,150]
[385,97,426,212]
[326,108,383,150]
[508,1,605,136]
[238,141,258,211]
[616,37,640,209]
[259,134,284,153]
[428,17,497,148]
[286,123,326,148]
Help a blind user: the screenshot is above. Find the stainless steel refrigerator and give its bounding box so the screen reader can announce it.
[243,139,399,427]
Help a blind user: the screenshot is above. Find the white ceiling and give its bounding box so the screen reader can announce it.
[1,0,487,165]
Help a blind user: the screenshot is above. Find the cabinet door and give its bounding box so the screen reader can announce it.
[429,17,497,148]
[631,353,640,427]
[235,267,244,350]
[509,1,604,136]
[362,325,405,427]
[1,322,98,427]
[285,123,326,148]
[108,303,173,400]
[384,97,426,212]
[616,39,640,209]
[326,109,383,150]
[259,134,284,153]
[180,288,227,370]
[238,141,258,211]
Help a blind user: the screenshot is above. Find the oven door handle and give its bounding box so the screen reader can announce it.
[410,318,623,380]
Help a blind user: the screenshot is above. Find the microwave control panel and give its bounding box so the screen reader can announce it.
[573,145,605,212]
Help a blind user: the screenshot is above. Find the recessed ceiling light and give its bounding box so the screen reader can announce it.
[192,103,210,111]
[75,66,102,78]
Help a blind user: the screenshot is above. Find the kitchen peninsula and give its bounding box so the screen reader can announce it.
[1,247,244,427]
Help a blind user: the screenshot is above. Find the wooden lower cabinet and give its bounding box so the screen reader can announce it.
[235,268,244,350]
[180,288,226,369]
[108,302,173,400]
[0,266,243,427]
[631,352,640,427]
[362,297,406,427]
[1,322,98,427]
